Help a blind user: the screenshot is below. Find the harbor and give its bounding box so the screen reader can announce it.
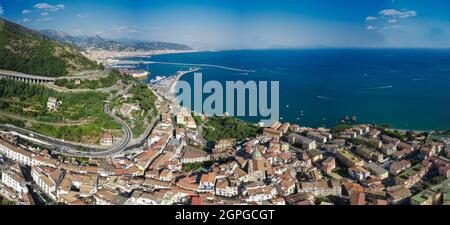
[148,67,201,103]
[107,60,255,73]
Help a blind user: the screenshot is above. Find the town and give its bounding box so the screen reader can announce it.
[0,3,450,207]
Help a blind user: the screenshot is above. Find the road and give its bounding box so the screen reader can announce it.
[58,69,109,80]
[0,69,109,82]
[0,103,133,158]
[0,111,90,126]
[100,102,133,156]
[0,70,56,82]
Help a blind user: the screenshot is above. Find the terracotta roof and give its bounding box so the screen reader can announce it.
[350,191,366,205]
[182,149,208,159]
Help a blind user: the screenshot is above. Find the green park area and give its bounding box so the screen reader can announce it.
[203,116,258,142]
[110,83,158,138]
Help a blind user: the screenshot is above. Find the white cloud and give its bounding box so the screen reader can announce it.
[366,25,377,30]
[22,18,32,23]
[77,13,89,19]
[366,16,378,22]
[110,26,128,33]
[382,25,402,30]
[37,17,53,22]
[41,12,49,16]
[34,3,65,12]
[0,4,4,16]
[388,19,397,23]
[379,9,417,19]
[366,8,416,31]
[22,9,33,14]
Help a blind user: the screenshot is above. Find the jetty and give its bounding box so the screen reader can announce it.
[108,60,255,73]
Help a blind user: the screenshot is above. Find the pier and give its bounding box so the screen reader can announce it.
[108,60,255,73]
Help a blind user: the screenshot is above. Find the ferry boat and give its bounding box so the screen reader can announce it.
[120,69,150,79]
[129,70,149,79]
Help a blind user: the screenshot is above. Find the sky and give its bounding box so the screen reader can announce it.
[1,0,450,49]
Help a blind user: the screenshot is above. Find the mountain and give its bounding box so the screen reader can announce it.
[0,19,101,77]
[41,30,130,51]
[41,29,192,51]
[39,29,75,43]
[118,38,192,51]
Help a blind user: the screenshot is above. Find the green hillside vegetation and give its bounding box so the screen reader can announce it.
[128,84,158,113]
[0,79,121,143]
[0,18,101,77]
[111,83,158,137]
[54,69,133,89]
[331,124,353,135]
[203,116,258,142]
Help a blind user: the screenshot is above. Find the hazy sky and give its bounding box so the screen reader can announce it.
[1,0,450,49]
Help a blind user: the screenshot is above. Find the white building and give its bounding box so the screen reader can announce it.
[126,190,165,205]
[245,186,277,203]
[31,166,59,201]
[1,164,28,195]
[47,97,61,111]
[0,139,34,166]
[215,178,239,198]
[100,133,114,146]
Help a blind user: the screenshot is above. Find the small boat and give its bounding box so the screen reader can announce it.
[149,75,166,83]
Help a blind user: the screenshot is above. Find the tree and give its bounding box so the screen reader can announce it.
[331,124,352,135]
[203,116,257,142]
[1,199,14,205]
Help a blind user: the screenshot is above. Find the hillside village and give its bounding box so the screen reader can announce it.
[2,112,449,205]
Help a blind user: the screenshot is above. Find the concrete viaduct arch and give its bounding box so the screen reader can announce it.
[0,70,56,84]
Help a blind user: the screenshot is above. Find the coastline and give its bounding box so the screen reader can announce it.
[119,50,450,133]
[84,49,208,64]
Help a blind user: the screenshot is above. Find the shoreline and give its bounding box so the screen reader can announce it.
[85,49,210,64]
[121,51,449,133]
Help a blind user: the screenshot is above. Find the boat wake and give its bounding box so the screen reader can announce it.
[366,85,393,90]
[412,77,429,81]
[318,96,333,100]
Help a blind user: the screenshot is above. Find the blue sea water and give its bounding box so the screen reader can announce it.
[129,49,450,131]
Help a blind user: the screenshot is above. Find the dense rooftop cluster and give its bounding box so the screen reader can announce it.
[1,110,449,205]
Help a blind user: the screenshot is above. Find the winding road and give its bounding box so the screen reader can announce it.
[0,103,133,158]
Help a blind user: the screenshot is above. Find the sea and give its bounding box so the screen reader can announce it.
[127,49,450,131]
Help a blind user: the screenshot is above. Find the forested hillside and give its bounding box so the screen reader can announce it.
[0,18,101,77]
